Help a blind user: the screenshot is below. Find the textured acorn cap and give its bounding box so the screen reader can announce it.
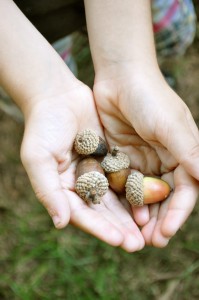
[101,147,130,173]
[125,172,144,206]
[75,171,109,204]
[74,129,99,155]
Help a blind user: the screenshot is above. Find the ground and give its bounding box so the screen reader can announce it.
[0,5,199,300]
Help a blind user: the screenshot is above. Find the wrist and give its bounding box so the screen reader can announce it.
[85,0,159,82]
[94,60,162,86]
[17,59,78,116]
[20,75,85,121]
[93,45,159,82]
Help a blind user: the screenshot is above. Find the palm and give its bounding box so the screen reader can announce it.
[21,85,144,252]
[98,111,161,175]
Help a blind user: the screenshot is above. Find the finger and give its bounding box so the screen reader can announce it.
[101,192,145,252]
[157,109,199,181]
[152,167,199,247]
[161,168,198,238]
[150,197,171,248]
[152,145,177,174]
[141,203,160,245]
[22,152,71,229]
[132,205,150,227]
[68,191,124,247]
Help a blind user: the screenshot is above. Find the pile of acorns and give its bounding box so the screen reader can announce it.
[74,129,171,206]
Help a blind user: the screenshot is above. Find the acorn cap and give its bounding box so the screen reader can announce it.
[93,137,108,156]
[101,146,130,173]
[125,172,144,206]
[75,171,109,204]
[74,129,99,155]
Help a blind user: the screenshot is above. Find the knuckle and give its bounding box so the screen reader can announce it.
[35,190,48,206]
[35,189,57,217]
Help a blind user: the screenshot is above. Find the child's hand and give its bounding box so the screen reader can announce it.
[93,70,199,247]
[0,0,145,252]
[20,82,145,252]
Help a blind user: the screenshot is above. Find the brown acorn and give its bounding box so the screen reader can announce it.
[74,129,108,156]
[75,157,109,204]
[101,146,131,193]
[125,171,171,206]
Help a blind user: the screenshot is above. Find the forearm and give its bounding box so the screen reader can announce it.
[84,0,159,79]
[0,0,76,114]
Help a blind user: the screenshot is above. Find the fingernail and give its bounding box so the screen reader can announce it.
[52,216,62,228]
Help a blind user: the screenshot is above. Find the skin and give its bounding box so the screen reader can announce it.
[0,0,145,252]
[84,0,199,247]
[0,0,198,252]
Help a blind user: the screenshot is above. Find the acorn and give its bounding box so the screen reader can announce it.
[74,129,108,156]
[125,171,171,206]
[75,157,109,204]
[101,146,131,193]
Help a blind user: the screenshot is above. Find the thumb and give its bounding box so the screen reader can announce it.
[21,151,70,229]
[158,111,199,180]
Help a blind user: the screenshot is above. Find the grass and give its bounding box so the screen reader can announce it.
[1,3,199,299]
[1,203,199,300]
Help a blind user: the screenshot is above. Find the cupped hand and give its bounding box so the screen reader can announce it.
[20,81,144,252]
[93,70,199,247]
[142,165,198,247]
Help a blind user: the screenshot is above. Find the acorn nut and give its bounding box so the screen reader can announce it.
[75,157,109,204]
[74,129,108,156]
[125,171,171,206]
[101,146,131,193]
